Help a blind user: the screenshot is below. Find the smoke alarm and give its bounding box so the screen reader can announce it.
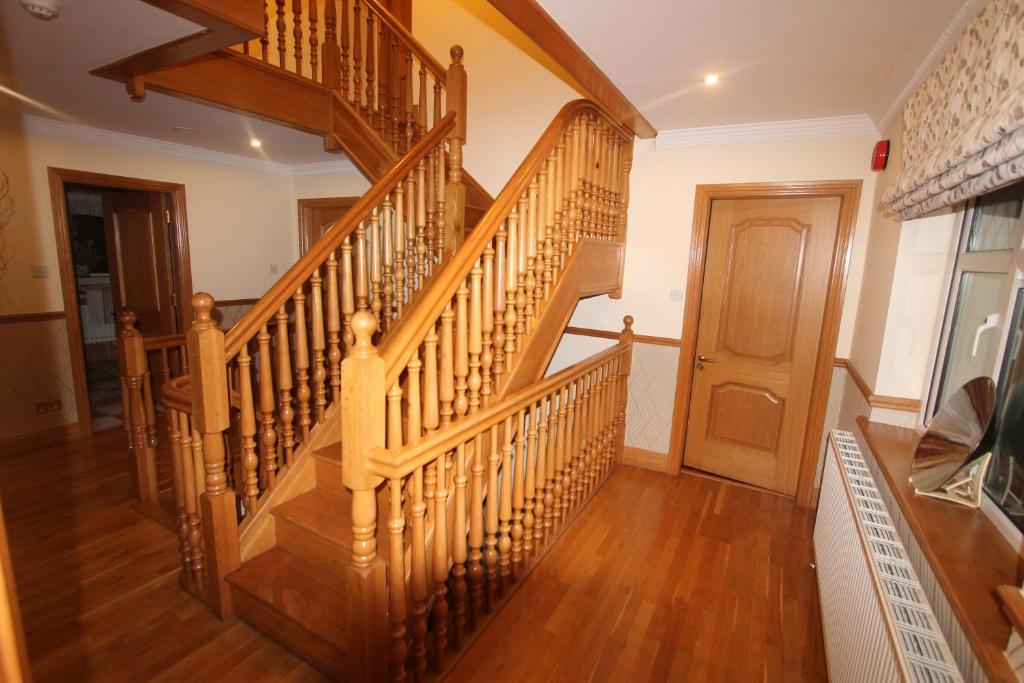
[21,0,59,20]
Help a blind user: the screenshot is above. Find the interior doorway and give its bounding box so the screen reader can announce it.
[48,168,192,435]
[297,196,360,254]
[667,181,860,508]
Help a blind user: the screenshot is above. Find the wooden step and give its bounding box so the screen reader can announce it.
[272,488,352,574]
[226,547,349,679]
[313,445,345,495]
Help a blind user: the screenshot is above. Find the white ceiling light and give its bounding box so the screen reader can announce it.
[703,74,720,86]
[21,0,59,20]
[250,138,262,148]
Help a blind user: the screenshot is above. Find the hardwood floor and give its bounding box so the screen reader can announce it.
[445,466,827,682]
[0,429,826,681]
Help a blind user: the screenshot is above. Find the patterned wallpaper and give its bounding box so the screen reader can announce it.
[624,343,679,454]
[0,318,78,439]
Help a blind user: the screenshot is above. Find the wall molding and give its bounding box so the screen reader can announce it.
[0,311,65,323]
[564,325,680,347]
[878,0,985,130]
[15,115,357,176]
[0,422,86,458]
[837,357,922,413]
[656,115,878,149]
[622,446,668,472]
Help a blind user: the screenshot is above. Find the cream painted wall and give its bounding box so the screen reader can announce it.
[566,135,879,349]
[0,123,370,313]
[413,0,580,196]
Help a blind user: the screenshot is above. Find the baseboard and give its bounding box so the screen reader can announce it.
[622,446,668,472]
[0,421,88,456]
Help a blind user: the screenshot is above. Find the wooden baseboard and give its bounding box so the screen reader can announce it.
[0,422,88,456]
[835,357,921,413]
[622,446,668,472]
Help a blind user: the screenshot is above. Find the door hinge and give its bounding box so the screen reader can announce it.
[165,209,171,224]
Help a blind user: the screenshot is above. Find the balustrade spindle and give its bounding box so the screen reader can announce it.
[492,222,507,385]
[451,442,468,649]
[455,281,470,419]
[425,149,436,269]
[406,351,428,679]
[168,409,193,589]
[276,0,287,69]
[355,221,369,314]
[415,159,427,286]
[543,153,557,299]
[179,413,205,590]
[404,51,414,150]
[326,254,343,402]
[369,210,382,326]
[376,20,388,135]
[484,425,500,610]
[293,287,311,444]
[275,306,296,466]
[422,324,439,437]
[364,11,375,121]
[340,0,351,99]
[381,196,395,327]
[478,251,491,408]
[434,144,447,263]
[514,195,529,345]
[322,0,338,88]
[387,476,407,682]
[497,415,514,595]
[341,237,356,347]
[539,395,552,546]
[430,448,449,670]
[257,324,278,490]
[417,64,427,139]
[404,175,417,293]
[523,403,537,560]
[511,408,526,580]
[393,184,406,315]
[308,0,319,81]
[292,0,303,76]
[237,346,260,515]
[439,303,455,429]
[566,377,580,514]
[352,0,363,110]
[468,432,485,628]
[261,6,270,62]
[390,34,402,151]
[310,268,328,422]
[555,385,569,531]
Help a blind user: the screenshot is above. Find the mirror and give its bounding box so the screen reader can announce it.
[911,376,996,505]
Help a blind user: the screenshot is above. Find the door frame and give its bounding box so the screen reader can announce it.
[47,167,193,434]
[666,181,861,508]
[297,196,360,254]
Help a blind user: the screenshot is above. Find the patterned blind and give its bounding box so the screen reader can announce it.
[882,0,1024,220]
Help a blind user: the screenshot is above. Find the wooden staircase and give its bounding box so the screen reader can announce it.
[110,4,639,681]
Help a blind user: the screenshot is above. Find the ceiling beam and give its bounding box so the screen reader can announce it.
[486,0,656,139]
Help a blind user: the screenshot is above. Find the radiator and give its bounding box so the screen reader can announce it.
[814,429,962,682]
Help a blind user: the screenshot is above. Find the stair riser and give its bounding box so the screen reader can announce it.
[230,586,349,680]
[275,516,351,575]
[314,455,346,495]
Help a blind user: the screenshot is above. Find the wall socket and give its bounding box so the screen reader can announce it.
[35,399,62,414]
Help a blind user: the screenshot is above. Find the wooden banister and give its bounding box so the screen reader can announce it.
[223,111,456,359]
[379,99,632,386]
[361,0,447,82]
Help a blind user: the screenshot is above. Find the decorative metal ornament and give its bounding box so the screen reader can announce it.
[910,376,996,508]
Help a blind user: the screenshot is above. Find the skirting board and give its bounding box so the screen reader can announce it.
[0,422,87,457]
[622,446,668,472]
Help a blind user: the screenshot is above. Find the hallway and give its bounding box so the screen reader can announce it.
[0,431,825,681]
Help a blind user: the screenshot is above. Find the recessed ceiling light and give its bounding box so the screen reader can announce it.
[703,74,720,86]
[250,138,262,148]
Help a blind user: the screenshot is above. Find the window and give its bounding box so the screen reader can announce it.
[928,181,1024,530]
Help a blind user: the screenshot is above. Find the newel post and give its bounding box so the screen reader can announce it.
[117,309,159,503]
[616,316,634,462]
[322,0,341,90]
[443,45,468,257]
[187,293,241,618]
[341,311,388,682]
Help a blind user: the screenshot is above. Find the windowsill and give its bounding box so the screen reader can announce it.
[857,416,1022,682]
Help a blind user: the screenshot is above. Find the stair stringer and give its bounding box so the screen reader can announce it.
[499,237,624,396]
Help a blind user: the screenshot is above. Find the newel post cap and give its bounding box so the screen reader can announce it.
[191,292,216,328]
[350,311,379,358]
[450,44,464,64]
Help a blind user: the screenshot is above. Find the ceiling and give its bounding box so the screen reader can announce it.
[537,0,979,132]
[0,0,338,166]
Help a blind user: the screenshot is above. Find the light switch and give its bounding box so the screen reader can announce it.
[669,289,685,302]
[269,264,279,274]
[31,265,49,278]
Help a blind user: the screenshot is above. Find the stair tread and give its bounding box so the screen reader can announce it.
[226,547,349,649]
[313,443,343,463]
[272,487,352,547]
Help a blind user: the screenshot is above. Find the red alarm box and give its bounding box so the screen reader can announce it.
[872,140,890,171]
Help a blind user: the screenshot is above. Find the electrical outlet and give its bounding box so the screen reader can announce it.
[269,264,279,274]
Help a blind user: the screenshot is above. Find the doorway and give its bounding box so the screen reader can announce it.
[298,196,360,254]
[48,168,192,435]
[667,181,860,507]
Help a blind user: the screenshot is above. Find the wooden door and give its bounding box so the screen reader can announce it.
[683,197,840,495]
[103,191,177,336]
[298,197,360,254]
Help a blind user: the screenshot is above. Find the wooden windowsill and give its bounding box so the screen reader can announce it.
[857,416,1022,682]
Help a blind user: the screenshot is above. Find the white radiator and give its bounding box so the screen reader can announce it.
[814,430,963,682]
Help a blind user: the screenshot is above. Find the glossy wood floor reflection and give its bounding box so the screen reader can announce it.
[0,428,327,682]
[445,466,827,682]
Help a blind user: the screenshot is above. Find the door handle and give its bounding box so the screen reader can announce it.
[697,355,715,363]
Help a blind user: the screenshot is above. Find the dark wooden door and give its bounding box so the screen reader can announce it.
[298,197,360,254]
[102,191,177,336]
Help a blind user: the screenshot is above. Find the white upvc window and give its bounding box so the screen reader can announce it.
[926,180,1024,530]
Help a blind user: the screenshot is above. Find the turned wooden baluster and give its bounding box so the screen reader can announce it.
[339,312,387,682]
[385,379,406,682]
[403,50,414,150]
[292,0,304,76]
[326,254,343,403]
[451,441,468,650]
[504,211,520,376]
[376,19,388,135]
[555,385,569,531]
[484,425,500,610]
[178,412,204,590]
[422,323,439,441]
[522,403,537,560]
[340,0,351,99]
[555,138,568,271]
[510,408,526,580]
[434,143,447,264]
[425,149,436,270]
[616,316,634,458]
[540,394,554,546]
[468,432,485,629]
[261,5,270,62]
[455,280,470,419]
[257,324,278,490]
[406,353,428,680]
[475,253,490,409]
[275,0,287,68]
[578,370,593,501]
[566,377,580,514]
[322,0,338,88]
[491,223,506,390]
[168,408,193,589]
[341,236,356,347]
[497,414,514,595]
[431,445,450,670]
[368,209,382,327]
[416,63,427,139]
[310,267,328,422]
[355,220,369,314]
[515,195,529,343]
[364,10,376,121]
[390,33,401,150]
[393,183,406,315]
[352,0,363,109]
[543,153,557,299]
[118,310,158,503]
[443,46,467,257]
[275,305,296,466]
[187,293,239,617]
[294,286,311,444]
[404,174,417,293]
[568,117,582,249]
[439,303,455,429]
[237,346,260,516]
[381,195,394,328]
[415,159,427,287]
